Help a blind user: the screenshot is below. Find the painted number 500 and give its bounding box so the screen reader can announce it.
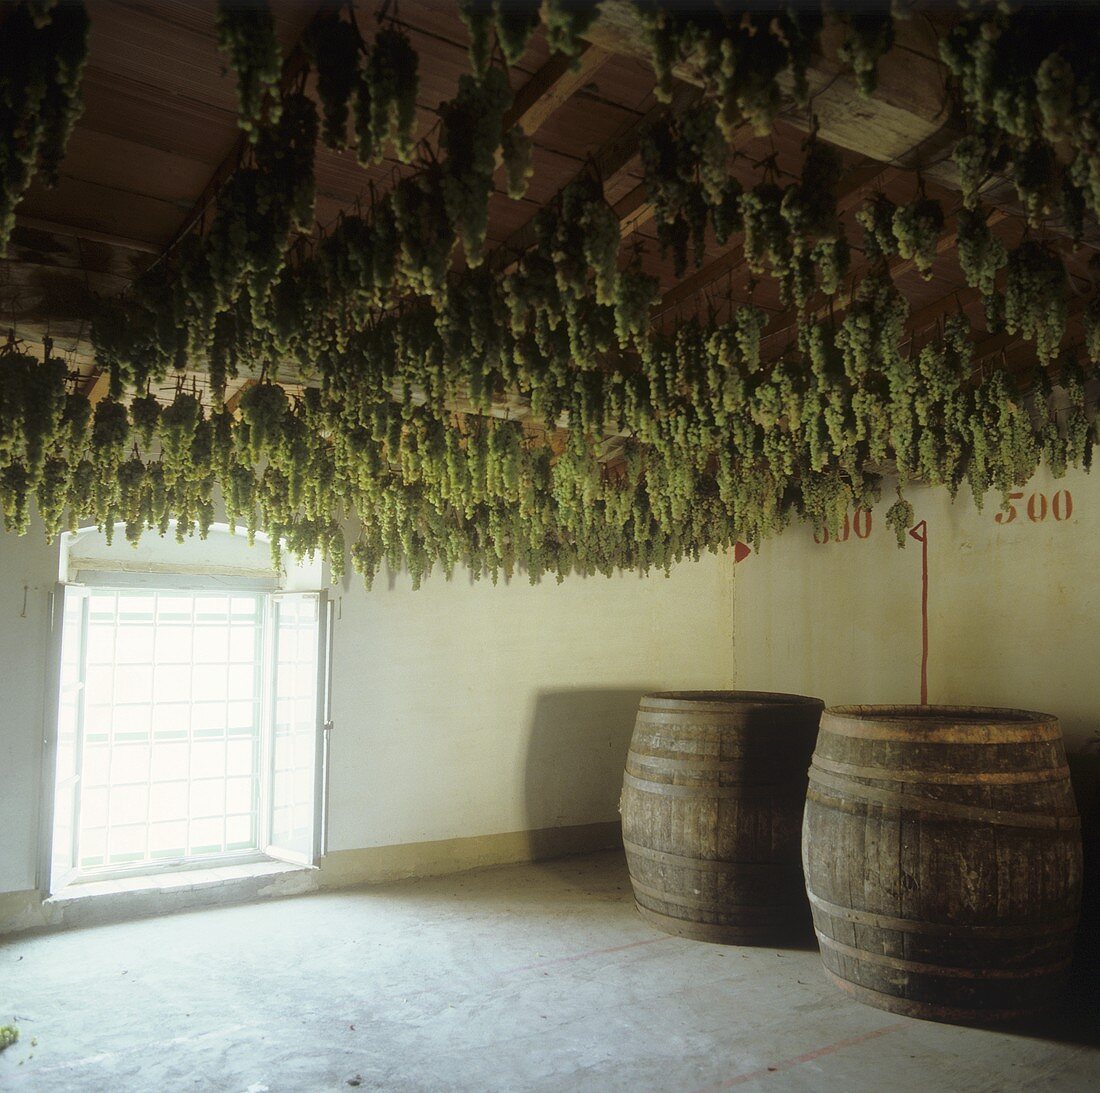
[995,490,1073,525]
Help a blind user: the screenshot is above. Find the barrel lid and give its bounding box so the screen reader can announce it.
[641,690,825,713]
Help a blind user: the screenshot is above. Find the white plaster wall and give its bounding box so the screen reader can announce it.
[0,513,735,894]
[0,522,59,893]
[733,463,1100,750]
[326,552,736,851]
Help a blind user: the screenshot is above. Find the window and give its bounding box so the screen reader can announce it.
[47,583,330,891]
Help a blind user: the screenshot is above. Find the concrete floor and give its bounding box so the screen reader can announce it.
[1,850,1097,1092]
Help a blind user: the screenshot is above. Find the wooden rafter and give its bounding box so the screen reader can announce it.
[581,2,1100,251]
[757,207,1012,358]
[490,79,704,269]
[503,43,613,135]
[614,123,760,242]
[13,215,161,256]
[654,158,890,319]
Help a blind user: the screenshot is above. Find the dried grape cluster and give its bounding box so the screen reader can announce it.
[0,0,89,253]
[3,0,1100,586]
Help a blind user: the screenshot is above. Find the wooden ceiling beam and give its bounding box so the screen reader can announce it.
[583,3,950,168]
[655,158,890,319]
[503,43,613,135]
[12,215,162,255]
[490,79,703,269]
[758,207,1011,356]
[581,2,1099,250]
[613,181,652,238]
[85,369,111,405]
[615,123,759,241]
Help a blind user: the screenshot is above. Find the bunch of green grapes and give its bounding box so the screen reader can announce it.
[892,198,944,279]
[304,11,362,150]
[955,208,1006,297]
[215,0,282,141]
[358,26,419,165]
[1003,242,1066,367]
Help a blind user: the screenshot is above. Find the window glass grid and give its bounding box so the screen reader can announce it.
[270,597,319,857]
[77,589,263,869]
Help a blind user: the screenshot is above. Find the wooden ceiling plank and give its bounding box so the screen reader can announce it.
[155,4,323,268]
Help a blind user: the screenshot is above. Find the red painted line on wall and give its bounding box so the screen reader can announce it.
[908,520,929,703]
[693,1022,907,1091]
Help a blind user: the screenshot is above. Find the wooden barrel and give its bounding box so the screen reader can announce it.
[620,690,824,944]
[803,705,1083,1022]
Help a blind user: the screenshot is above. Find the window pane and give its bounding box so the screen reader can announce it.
[82,744,110,788]
[84,665,113,705]
[226,738,255,776]
[149,820,187,858]
[115,665,153,704]
[189,778,224,819]
[80,786,108,828]
[111,744,150,784]
[193,664,228,702]
[154,663,190,704]
[150,741,189,782]
[228,627,256,663]
[149,782,188,824]
[72,588,266,876]
[116,625,155,664]
[110,784,149,826]
[156,626,191,664]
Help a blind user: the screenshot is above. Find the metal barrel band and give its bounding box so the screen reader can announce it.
[816,931,1073,980]
[630,876,793,915]
[818,719,1062,744]
[822,969,1049,1023]
[623,769,799,800]
[810,754,1072,786]
[806,770,1081,831]
[630,753,804,775]
[805,891,1080,940]
[624,838,804,877]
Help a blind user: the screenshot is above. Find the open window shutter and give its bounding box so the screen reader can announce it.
[42,583,88,893]
[264,591,328,865]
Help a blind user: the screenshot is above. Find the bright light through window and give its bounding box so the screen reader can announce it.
[49,584,329,888]
[78,590,264,869]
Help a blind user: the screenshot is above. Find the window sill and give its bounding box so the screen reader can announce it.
[44,860,317,926]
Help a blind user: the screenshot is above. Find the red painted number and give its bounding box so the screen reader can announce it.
[995,490,1073,525]
[815,510,872,544]
[1052,490,1073,521]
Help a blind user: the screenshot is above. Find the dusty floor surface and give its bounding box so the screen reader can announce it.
[1,850,1098,1092]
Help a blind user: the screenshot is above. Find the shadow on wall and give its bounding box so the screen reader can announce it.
[522,687,647,862]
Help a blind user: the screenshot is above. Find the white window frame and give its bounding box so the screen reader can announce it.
[40,577,330,893]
